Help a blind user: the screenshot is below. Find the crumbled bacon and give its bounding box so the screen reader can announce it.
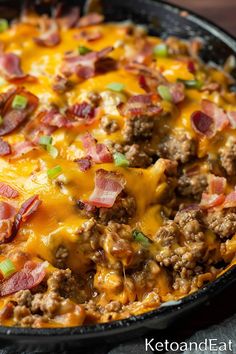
[52,75,73,93]
[77,13,104,28]
[81,132,113,163]
[0,202,16,245]
[0,183,19,199]
[0,88,39,136]
[169,82,185,104]
[0,261,47,297]
[0,138,11,156]
[0,53,36,83]
[2,195,41,244]
[222,191,236,209]
[34,20,61,47]
[11,141,36,158]
[87,169,126,208]
[75,156,92,172]
[200,193,225,209]
[76,30,103,42]
[54,4,80,29]
[41,108,69,128]
[69,102,95,119]
[62,46,116,79]
[227,111,236,129]
[118,94,162,117]
[191,110,214,137]
[202,100,229,132]
[208,175,226,195]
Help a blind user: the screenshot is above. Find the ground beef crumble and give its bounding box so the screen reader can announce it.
[204,208,236,238]
[219,138,236,176]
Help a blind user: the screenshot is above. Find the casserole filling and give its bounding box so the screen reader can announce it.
[0,5,235,327]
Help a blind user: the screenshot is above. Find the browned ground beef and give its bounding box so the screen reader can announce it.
[124,144,153,168]
[100,115,119,134]
[177,174,208,200]
[204,208,236,238]
[219,138,236,176]
[158,133,196,164]
[123,115,155,142]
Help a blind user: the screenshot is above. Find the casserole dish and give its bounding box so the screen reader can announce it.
[0,0,235,347]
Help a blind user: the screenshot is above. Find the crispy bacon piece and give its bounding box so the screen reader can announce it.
[0,138,11,156]
[202,100,229,132]
[62,46,116,79]
[77,13,104,28]
[118,94,162,117]
[41,108,69,128]
[208,175,226,195]
[3,195,41,244]
[200,193,225,209]
[11,141,36,158]
[54,4,80,29]
[0,53,36,83]
[34,20,61,47]
[87,169,126,208]
[0,202,16,245]
[75,156,92,172]
[0,261,47,297]
[69,102,95,119]
[222,191,236,209]
[191,111,214,137]
[0,183,19,199]
[76,30,103,42]
[169,82,185,104]
[52,75,73,93]
[227,111,236,129]
[0,88,39,136]
[81,132,113,163]
[134,41,154,65]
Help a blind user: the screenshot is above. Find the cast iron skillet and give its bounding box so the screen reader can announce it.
[0,0,235,347]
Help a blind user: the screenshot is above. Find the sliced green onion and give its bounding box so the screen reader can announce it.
[0,116,3,126]
[78,46,92,55]
[153,43,168,58]
[178,79,203,89]
[12,95,28,110]
[39,135,53,146]
[0,19,8,33]
[157,85,172,102]
[106,82,125,92]
[47,165,62,179]
[0,259,16,278]
[47,144,58,159]
[133,230,150,247]
[113,152,129,167]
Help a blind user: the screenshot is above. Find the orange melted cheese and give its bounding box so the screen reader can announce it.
[0,15,235,328]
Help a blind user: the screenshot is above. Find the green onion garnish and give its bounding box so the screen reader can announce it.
[133,230,150,247]
[157,85,172,102]
[47,144,58,159]
[178,79,203,89]
[0,19,8,33]
[154,43,168,58]
[78,46,92,55]
[106,82,125,92]
[47,165,62,179]
[0,116,3,125]
[0,259,15,278]
[113,152,129,167]
[12,95,28,110]
[39,135,53,146]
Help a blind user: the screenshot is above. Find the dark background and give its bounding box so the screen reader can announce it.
[166,0,236,36]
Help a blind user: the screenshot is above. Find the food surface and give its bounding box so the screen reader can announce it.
[0,4,235,328]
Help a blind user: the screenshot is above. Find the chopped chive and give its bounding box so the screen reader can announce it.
[153,43,168,58]
[47,165,62,179]
[133,230,150,247]
[39,135,53,146]
[0,116,3,125]
[157,85,172,102]
[12,95,28,110]
[0,259,15,278]
[0,19,8,33]
[178,79,203,89]
[106,82,125,92]
[78,46,92,55]
[47,144,58,159]
[113,152,129,167]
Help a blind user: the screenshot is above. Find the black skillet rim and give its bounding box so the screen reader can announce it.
[0,0,236,338]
